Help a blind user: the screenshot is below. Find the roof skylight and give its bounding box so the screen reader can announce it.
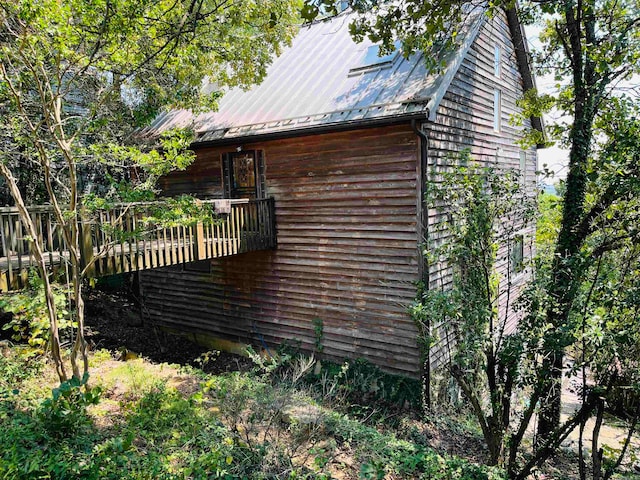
[349,41,401,75]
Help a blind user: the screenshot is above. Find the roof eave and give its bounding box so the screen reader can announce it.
[505,6,547,149]
[191,110,429,148]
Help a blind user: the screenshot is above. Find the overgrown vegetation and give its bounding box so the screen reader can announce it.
[412,161,536,470]
[0,274,72,356]
[410,159,640,478]
[0,346,503,480]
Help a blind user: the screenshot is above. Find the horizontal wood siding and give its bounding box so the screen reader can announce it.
[425,11,538,369]
[141,125,422,375]
[159,148,224,198]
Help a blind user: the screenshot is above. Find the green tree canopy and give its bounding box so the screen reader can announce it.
[0,0,300,381]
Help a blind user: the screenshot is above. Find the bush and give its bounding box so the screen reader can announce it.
[0,275,72,355]
[38,374,102,438]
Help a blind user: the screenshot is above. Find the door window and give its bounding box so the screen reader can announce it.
[224,151,261,199]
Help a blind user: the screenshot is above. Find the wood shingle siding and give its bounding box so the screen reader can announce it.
[141,124,422,375]
[424,11,538,369]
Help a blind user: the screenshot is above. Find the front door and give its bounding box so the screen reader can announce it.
[224,151,262,199]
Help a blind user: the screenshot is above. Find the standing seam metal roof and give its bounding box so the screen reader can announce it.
[139,11,485,144]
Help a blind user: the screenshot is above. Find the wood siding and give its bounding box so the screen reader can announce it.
[140,10,539,376]
[159,148,225,198]
[141,125,422,375]
[424,11,538,369]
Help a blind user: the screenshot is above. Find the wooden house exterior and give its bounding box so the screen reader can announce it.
[137,8,543,377]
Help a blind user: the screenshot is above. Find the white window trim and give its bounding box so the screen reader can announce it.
[493,89,502,132]
[494,44,501,78]
[519,151,527,184]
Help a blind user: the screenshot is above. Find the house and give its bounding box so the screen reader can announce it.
[135,8,543,377]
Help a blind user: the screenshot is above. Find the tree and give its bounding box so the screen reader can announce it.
[0,0,300,382]
[411,148,640,477]
[302,0,640,437]
[410,159,537,467]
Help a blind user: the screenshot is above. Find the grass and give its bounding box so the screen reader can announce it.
[0,348,504,480]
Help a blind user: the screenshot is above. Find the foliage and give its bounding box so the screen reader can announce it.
[411,156,640,478]
[411,159,536,470]
[0,0,300,382]
[248,342,422,411]
[0,346,507,480]
[312,317,324,354]
[535,192,562,258]
[0,346,45,406]
[38,374,102,438]
[309,358,422,411]
[0,274,72,354]
[517,182,640,480]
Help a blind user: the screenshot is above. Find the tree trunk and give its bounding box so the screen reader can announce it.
[71,274,89,381]
[0,164,68,382]
[537,80,595,438]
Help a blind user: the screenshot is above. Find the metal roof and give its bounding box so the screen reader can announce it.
[139,11,484,144]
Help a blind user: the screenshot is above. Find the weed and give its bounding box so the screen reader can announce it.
[312,317,324,354]
[88,348,113,367]
[0,346,507,480]
[38,374,102,438]
[103,358,162,398]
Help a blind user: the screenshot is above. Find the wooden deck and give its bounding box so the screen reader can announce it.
[0,198,276,292]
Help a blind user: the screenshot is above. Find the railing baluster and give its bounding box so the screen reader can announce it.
[224,210,231,257]
[162,222,168,267]
[46,213,54,271]
[250,201,257,251]
[233,206,239,254]
[156,214,164,268]
[137,211,144,271]
[1,215,11,290]
[11,216,22,284]
[0,198,275,290]
[189,224,195,262]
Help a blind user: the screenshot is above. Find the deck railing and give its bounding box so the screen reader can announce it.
[0,198,276,291]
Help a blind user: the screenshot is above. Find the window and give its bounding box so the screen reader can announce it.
[494,44,501,78]
[519,151,527,184]
[493,89,501,132]
[511,235,525,274]
[349,41,401,75]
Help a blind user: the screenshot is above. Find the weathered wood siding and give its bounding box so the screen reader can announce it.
[141,125,422,375]
[159,147,224,198]
[424,11,538,369]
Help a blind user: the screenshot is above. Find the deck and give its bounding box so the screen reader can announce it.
[0,198,276,292]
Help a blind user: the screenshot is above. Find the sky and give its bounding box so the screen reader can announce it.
[524,24,570,182]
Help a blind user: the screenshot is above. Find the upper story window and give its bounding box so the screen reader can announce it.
[493,89,502,132]
[511,234,525,275]
[494,44,501,78]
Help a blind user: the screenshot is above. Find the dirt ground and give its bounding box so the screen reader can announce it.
[84,286,253,375]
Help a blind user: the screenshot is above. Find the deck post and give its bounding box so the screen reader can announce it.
[194,221,207,261]
[80,209,95,277]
